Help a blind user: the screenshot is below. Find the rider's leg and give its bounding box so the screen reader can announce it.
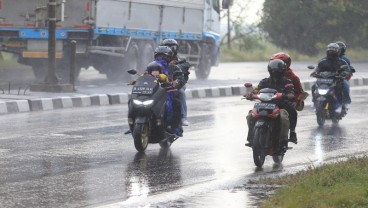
[245,110,255,146]
[179,88,189,126]
[342,80,351,108]
[279,109,290,148]
[286,107,298,144]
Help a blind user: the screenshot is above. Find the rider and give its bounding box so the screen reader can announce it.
[153,46,186,137]
[336,41,353,110]
[145,61,168,83]
[270,52,305,144]
[310,43,350,113]
[160,39,191,126]
[245,59,295,149]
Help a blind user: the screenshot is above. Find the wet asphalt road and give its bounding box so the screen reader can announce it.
[1,61,368,95]
[0,87,368,208]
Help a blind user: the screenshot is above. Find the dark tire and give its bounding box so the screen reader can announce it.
[138,42,155,73]
[159,139,173,148]
[272,155,284,164]
[252,128,266,167]
[195,44,212,80]
[31,61,47,81]
[332,113,340,125]
[106,42,139,82]
[56,59,81,84]
[316,102,326,127]
[132,123,149,152]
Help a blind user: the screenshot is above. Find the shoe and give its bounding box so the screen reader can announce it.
[344,103,350,110]
[166,126,176,135]
[174,127,183,137]
[288,132,297,144]
[335,105,342,114]
[181,118,189,126]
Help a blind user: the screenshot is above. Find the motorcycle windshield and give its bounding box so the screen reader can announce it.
[132,76,158,95]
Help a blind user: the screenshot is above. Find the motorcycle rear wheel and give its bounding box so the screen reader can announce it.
[159,136,173,148]
[133,123,149,152]
[252,128,266,168]
[272,155,284,164]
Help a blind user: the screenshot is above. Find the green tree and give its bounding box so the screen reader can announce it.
[259,0,368,55]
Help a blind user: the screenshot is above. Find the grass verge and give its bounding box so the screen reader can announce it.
[250,156,368,208]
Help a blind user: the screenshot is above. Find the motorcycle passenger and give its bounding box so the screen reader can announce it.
[336,41,353,110]
[145,61,168,83]
[270,52,305,144]
[245,59,295,149]
[310,43,350,113]
[160,39,191,126]
[154,46,186,137]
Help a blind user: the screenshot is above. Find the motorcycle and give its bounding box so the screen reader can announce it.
[243,83,292,168]
[309,65,349,126]
[127,69,180,152]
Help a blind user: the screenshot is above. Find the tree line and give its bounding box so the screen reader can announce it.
[259,0,368,55]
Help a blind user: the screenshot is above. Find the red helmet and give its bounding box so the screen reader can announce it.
[270,52,291,68]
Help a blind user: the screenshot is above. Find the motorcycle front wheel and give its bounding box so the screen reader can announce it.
[252,128,267,168]
[316,102,326,127]
[133,123,149,152]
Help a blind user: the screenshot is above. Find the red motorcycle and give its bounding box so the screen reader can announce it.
[243,83,292,167]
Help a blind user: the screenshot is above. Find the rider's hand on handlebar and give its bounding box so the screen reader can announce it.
[171,80,179,88]
[243,92,253,100]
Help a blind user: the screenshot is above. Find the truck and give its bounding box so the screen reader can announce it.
[0,0,225,82]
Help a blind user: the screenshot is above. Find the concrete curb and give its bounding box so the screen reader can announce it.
[1,77,367,115]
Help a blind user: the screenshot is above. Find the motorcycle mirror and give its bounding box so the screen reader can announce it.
[127,69,137,75]
[244,83,253,88]
[307,65,315,70]
[284,83,294,89]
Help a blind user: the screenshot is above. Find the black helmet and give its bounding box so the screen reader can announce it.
[268,59,287,80]
[336,41,347,55]
[154,46,174,62]
[326,43,340,59]
[160,39,179,56]
[146,61,163,74]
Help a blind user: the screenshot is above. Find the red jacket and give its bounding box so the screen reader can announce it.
[285,68,305,102]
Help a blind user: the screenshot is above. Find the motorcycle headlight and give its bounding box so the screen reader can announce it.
[317,88,329,95]
[133,99,154,106]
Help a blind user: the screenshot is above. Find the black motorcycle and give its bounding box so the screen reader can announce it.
[244,83,292,168]
[310,67,348,127]
[127,70,179,152]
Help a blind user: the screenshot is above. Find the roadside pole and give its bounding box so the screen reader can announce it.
[30,0,74,92]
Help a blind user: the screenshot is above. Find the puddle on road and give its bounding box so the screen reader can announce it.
[156,184,281,208]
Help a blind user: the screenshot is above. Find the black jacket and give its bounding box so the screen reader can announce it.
[257,77,295,108]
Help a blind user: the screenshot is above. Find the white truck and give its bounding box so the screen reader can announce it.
[0,0,225,82]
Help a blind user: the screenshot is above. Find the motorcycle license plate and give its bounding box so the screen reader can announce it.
[254,103,276,110]
[132,86,154,95]
[317,78,333,84]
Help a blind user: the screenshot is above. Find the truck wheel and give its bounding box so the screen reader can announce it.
[196,44,212,80]
[31,61,47,81]
[56,59,81,84]
[138,42,154,73]
[106,42,139,82]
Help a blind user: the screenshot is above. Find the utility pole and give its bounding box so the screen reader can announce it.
[44,0,59,84]
[227,7,231,49]
[30,0,73,92]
